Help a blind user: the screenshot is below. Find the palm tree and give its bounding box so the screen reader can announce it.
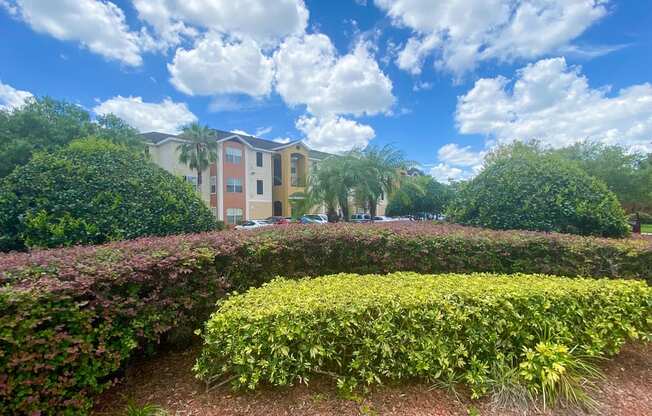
[306,154,359,221]
[353,145,409,217]
[177,123,218,187]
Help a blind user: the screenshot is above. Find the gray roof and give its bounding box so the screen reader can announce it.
[141,129,333,159]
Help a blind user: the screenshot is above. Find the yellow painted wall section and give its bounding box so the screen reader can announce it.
[272,144,310,217]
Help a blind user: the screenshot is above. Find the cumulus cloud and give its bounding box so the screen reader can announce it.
[374,0,608,76]
[295,115,375,153]
[456,57,652,152]
[274,34,395,117]
[0,81,33,111]
[2,0,146,66]
[430,144,485,183]
[133,0,308,47]
[93,96,197,133]
[168,33,274,97]
[437,143,485,167]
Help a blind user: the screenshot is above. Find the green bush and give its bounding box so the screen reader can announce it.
[0,138,216,250]
[1,223,651,414]
[447,149,630,237]
[196,272,650,403]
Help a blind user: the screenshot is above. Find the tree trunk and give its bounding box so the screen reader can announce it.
[196,144,202,185]
[369,197,377,218]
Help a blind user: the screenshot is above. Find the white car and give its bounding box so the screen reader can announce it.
[372,216,395,222]
[300,214,328,224]
[235,219,272,230]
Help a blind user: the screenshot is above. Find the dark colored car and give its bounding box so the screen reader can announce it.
[266,216,292,225]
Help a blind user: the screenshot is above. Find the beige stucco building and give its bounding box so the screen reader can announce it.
[143,129,386,223]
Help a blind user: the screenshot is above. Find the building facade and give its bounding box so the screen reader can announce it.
[143,130,385,224]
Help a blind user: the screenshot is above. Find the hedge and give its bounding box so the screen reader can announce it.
[195,273,651,399]
[1,223,651,414]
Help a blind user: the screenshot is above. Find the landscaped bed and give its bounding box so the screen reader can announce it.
[2,223,651,414]
[92,342,652,416]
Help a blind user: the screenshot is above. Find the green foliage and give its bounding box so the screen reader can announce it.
[386,175,453,217]
[0,137,216,250]
[305,144,408,219]
[123,401,168,416]
[1,222,650,413]
[350,145,409,217]
[0,96,144,178]
[177,123,218,186]
[518,342,601,410]
[447,144,630,237]
[195,272,650,405]
[552,142,652,213]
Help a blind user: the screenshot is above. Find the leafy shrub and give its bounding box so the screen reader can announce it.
[0,223,650,414]
[0,138,216,251]
[195,273,650,404]
[447,149,630,237]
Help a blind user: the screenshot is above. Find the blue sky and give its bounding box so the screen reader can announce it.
[1,0,651,182]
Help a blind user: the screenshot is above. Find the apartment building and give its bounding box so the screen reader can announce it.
[143,130,386,224]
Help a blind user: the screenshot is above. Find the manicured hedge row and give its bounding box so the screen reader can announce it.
[196,272,651,399]
[0,223,651,414]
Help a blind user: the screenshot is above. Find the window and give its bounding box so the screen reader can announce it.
[273,156,282,185]
[256,179,264,195]
[225,147,242,164]
[226,177,242,193]
[256,152,263,167]
[226,208,243,225]
[210,176,217,194]
[210,207,217,217]
[184,175,198,189]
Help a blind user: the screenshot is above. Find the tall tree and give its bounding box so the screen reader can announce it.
[177,123,218,186]
[386,175,454,217]
[0,97,144,178]
[353,145,408,217]
[305,154,359,220]
[552,142,652,213]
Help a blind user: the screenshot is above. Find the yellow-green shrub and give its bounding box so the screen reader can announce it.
[196,273,651,399]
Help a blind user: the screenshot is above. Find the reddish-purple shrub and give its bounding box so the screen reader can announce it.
[0,223,650,414]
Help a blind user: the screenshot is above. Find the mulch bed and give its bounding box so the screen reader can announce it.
[92,342,651,416]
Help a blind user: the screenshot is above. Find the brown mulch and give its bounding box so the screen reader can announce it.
[92,343,651,416]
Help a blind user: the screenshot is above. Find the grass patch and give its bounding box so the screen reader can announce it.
[641,224,652,233]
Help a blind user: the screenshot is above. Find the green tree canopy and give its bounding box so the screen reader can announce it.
[386,175,454,217]
[0,97,144,178]
[447,144,630,237]
[177,123,218,185]
[551,142,652,213]
[0,138,216,251]
[351,145,409,217]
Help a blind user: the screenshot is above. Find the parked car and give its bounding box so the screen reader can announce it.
[372,215,394,222]
[266,216,292,225]
[235,219,272,230]
[350,213,372,223]
[300,214,328,224]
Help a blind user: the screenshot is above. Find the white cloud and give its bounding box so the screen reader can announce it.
[430,163,466,184]
[93,96,197,133]
[168,33,274,97]
[133,0,308,47]
[274,34,395,117]
[296,115,375,153]
[0,81,33,111]
[456,57,652,152]
[374,0,608,76]
[3,0,145,66]
[273,137,292,144]
[437,143,485,167]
